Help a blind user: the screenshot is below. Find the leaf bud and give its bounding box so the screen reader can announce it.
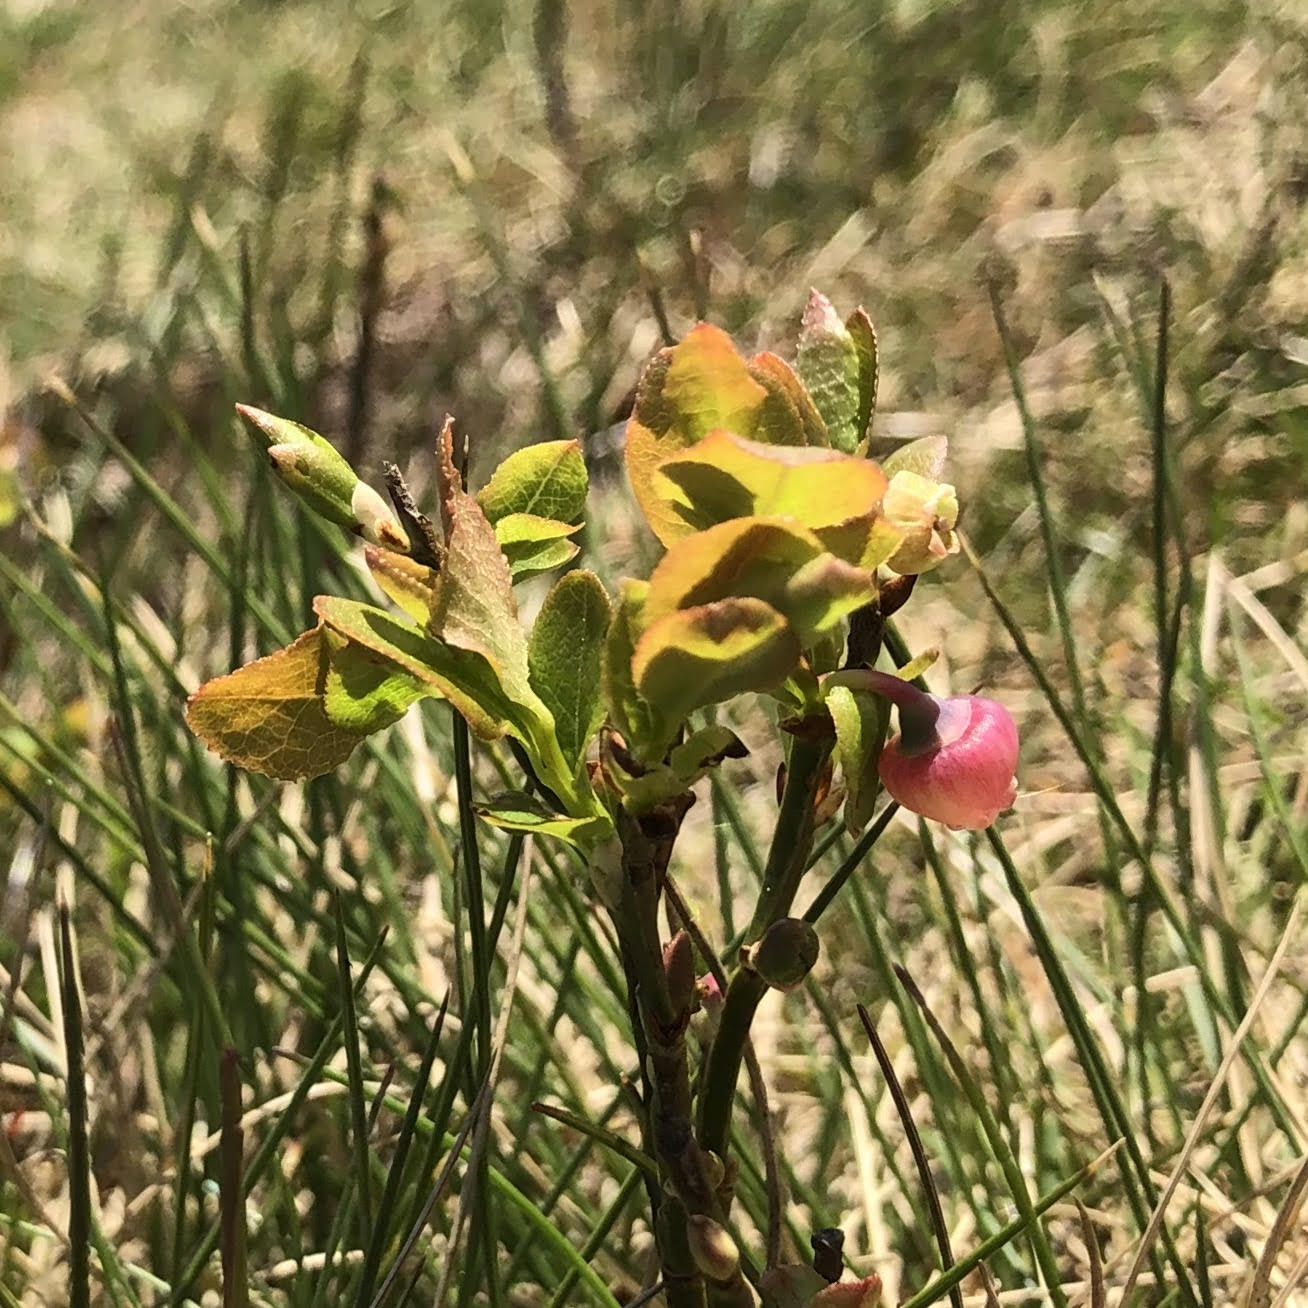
[745,917,820,992]
[700,1149,726,1193]
[237,404,409,552]
[662,929,696,1015]
[687,1214,741,1283]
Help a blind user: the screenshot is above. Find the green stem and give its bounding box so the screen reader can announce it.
[698,725,833,1161]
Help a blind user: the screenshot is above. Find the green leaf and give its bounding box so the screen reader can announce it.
[669,724,748,779]
[846,306,879,451]
[493,511,582,580]
[365,545,438,625]
[654,430,889,553]
[602,580,673,762]
[322,628,429,732]
[474,793,612,848]
[632,597,801,754]
[423,424,598,808]
[528,570,611,772]
[315,595,521,743]
[625,323,773,545]
[747,352,829,448]
[476,439,588,526]
[796,289,863,453]
[186,627,421,781]
[644,516,875,648]
[824,683,889,833]
[617,724,748,814]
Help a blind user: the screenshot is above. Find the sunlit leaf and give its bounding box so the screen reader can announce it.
[186,627,419,781]
[602,580,673,763]
[529,570,611,772]
[474,793,612,848]
[644,516,874,648]
[493,511,582,580]
[747,351,829,448]
[625,324,772,544]
[846,306,879,451]
[796,290,864,453]
[429,416,535,706]
[477,439,588,526]
[654,430,888,547]
[617,723,749,814]
[315,595,519,742]
[632,597,801,752]
[321,627,428,732]
[365,544,438,625]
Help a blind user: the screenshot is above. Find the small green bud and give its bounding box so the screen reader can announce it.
[745,917,820,992]
[687,1214,740,1283]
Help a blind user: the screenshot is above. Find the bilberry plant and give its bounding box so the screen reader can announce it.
[188,291,1019,1306]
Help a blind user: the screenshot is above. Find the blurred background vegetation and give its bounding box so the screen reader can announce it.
[3,0,1308,1304]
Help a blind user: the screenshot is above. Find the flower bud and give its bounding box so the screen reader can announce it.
[745,917,820,991]
[846,669,1016,829]
[687,1214,740,1282]
[881,470,958,575]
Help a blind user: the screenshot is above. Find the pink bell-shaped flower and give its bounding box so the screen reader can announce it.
[854,669,1018,830]
[809,1274,883,1308]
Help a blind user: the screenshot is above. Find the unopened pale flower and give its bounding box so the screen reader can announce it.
[882,469,959,575]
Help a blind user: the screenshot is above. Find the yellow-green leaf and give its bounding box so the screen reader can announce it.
[365,545,438,625]
[493,512,582,580]
[429,417,534,704]
[185,628,403,781]
[315,595,519,743]
[796,290,863,454]
[477,439,588,526]
[632,597,801,754]
[474,793,612,849]
[625,324,771,545]
[654,430,888,545]
[846,306,879,452]
[881,433,948,481]
[746,352,829,448]
[615,724,748,814]
[602,579,673,763]
[528,570,611,772]
[321,628,428,731]
[644,516,875,648]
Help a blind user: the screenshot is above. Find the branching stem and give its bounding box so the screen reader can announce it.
[697,723,834,1162]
